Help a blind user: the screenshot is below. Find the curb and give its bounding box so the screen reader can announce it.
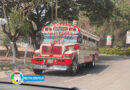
[99,54,120,56]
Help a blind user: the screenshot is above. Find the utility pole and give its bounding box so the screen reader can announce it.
[56,0,58,20]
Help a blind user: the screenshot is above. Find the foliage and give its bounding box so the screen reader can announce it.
[110,0,130,29]
[0,34,11,57]
[95,0,130,47]
[9,6,30,37]
[78,0,115,26]
[1,35,10,46]
[58,0,79,21]
[99,47,130,55]
[1,0,129,49]
[30,0,80,30]
[1,1,31,56]
[1,0,31,42]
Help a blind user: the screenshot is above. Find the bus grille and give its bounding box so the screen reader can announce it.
[42,46,62,55]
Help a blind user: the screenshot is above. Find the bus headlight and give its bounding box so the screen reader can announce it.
[34,53,40,57]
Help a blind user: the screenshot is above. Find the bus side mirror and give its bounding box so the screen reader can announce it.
[77,34,82,43]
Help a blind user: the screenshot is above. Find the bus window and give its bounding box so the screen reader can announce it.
[53,27,68,31]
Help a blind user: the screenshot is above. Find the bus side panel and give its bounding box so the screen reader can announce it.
[78,44,92,64]
[78,50,90,64]
[94,53,99,61]
[88,48,99,61]
[78,44,99,64]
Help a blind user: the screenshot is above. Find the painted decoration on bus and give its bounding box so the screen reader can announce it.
[41,24,80,43]
[42,24,79,34]
[43,35,78,43]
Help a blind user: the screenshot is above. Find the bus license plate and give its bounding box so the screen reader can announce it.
[48,59,53,63]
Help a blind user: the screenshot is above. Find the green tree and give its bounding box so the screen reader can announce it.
[77,0,115,26]
[1,35,11,57]
[1,5,30,56]
[95,0,130,47]
[28,0,80,49]
[0,0,118,49]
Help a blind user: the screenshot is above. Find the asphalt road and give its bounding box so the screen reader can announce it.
[1,55,130,90]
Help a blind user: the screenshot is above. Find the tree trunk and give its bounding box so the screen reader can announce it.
[32,34,41,50]
[5,45,11,57]
[29,21,41,50]
[13,42,19,58]
[31,36,38,50]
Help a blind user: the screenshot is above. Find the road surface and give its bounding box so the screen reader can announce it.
[0,55,130,90]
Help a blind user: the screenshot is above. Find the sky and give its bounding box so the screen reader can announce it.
[0,18,7,25]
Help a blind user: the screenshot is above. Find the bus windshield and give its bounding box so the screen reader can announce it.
[42,35,78,43]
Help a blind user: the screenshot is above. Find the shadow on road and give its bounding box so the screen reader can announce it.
[43,64,109,77]
[42,55,130,77]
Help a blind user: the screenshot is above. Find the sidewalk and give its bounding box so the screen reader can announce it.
[0,68,33,79]
[0,61,33,79]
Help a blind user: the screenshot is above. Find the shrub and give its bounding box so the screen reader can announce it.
[99,47,130,55]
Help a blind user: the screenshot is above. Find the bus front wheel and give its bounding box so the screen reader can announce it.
[70,60,79,75]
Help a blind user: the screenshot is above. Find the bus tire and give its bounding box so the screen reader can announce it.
[85,63,90,68]
[33,69,43,75]
[90,56,95,68]
[70,59,79,75]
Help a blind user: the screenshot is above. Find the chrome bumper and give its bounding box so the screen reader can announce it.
[33,64,69,71]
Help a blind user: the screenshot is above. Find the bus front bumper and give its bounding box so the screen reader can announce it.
[33,64,70,71]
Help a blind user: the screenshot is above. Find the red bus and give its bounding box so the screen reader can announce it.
[32,23,99,75]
